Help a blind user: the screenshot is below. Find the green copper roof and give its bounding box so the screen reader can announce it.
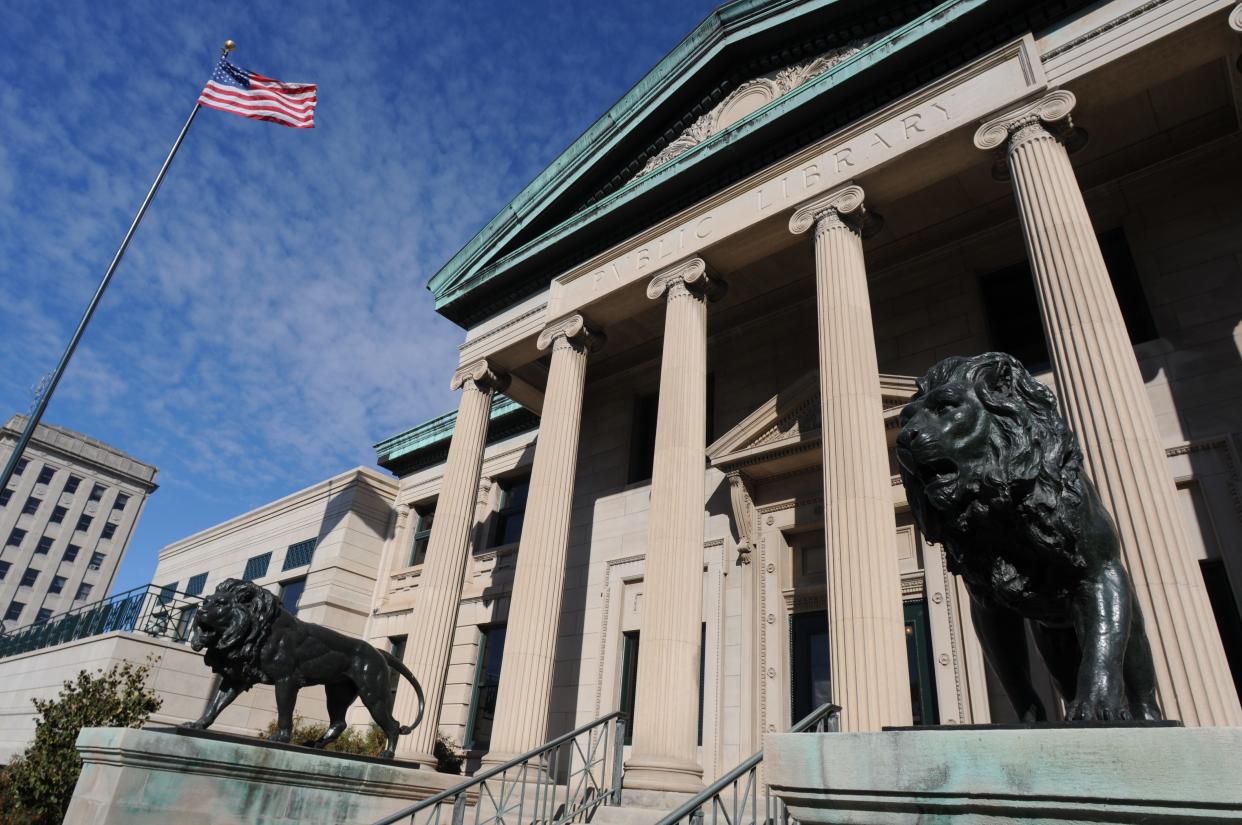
[426,0,1055,327]
[373,395,538,476]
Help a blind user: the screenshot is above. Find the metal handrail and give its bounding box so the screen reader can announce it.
[372,711,626,825]
[653,703,841,825]
[0,582,202,659]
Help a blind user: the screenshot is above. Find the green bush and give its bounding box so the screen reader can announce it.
[1,659,162,824]
[257,717,388,755]
[433,731,464,774]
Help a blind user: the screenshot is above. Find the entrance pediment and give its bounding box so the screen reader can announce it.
[707,371,916,479]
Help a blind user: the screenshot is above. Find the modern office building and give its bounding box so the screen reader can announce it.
[0,415,157,630]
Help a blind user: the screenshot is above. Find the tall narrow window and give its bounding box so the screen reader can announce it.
[490,477,529,548]
[903,600,939,725]
[791,612,831,724]
[279,577,307,615]
[36,466,55,485]
[13,458,28,476]
[627,393,659,484]
[409,506,435,566]
[619,631,640,745]
[1200,558,1242,701]
[465,625,507,751]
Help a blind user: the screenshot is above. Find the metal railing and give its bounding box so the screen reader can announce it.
[373,711,625,825]
[654,703,841,825]
[0,583,202,659]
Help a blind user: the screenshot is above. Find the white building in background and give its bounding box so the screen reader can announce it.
[0,414,157,629]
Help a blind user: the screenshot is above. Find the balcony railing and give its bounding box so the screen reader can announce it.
[0,583,202,660]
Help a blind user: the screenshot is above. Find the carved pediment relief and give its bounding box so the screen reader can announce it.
[638,33,889,178]
[707,371,917,477]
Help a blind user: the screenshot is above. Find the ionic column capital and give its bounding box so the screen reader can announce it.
[536,313,605,353]
[974,90,1077,153]
[450,359,510,393]
[789,183,880,238]
[1230,2,1242,31]
[646,257,727,303]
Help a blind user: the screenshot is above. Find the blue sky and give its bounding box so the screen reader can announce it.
[1,0,720,593]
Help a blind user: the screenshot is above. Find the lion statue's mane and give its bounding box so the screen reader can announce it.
[194,578,282,688]
[901,352,1087,572]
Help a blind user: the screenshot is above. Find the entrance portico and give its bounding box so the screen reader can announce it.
[376,0,1242,790]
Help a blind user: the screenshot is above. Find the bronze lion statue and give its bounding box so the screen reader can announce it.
[181,578,425,758]
[896,352,1162,722]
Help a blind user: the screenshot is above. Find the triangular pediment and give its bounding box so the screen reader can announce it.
[426,0,1077,328]
[708,370,916,477]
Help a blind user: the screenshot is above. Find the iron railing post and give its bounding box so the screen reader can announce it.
[451,791,467,825]
[611,716,625,805]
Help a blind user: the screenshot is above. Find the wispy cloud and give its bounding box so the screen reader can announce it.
[0,0,719,589]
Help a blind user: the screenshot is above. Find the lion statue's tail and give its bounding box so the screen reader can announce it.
[381,649,426,735]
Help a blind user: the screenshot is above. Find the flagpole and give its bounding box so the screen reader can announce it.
[0,40,236,499]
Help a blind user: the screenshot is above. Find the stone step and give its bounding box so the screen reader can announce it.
[589,805,671,825]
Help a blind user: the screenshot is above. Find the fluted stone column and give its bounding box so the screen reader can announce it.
[625,258,724,793]
[789,185,913,732]
[975,91,1242,725]
[396,359,509,762]
[484,314,603,763]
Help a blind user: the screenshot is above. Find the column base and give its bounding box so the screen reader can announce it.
[623,754,703,793]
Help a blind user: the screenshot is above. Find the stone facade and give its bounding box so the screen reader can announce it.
[0,415,157,629]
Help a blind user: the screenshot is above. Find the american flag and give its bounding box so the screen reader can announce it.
[198,58,317,129]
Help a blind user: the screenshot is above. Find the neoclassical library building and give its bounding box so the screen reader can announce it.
[149,0,1242,793]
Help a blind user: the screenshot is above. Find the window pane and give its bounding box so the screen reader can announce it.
[14,458,27,476]
[76,515,92,532]
[87,485,105,502]
[903,600,939,726]
[64,475,81,494]
[20,568,39,587]
[791,612,832,723]
[0,562,10,580]
[35,536,53,555]
[280,578,307,615]
[89,552,106,570]
[0,489,10,507]
[185,572,208,597]
[50,506,67,524]
[282,539,317,571]
[22,497,41,515]
[36,467,55,485]
[101,523,117,540]
[466,626,507,751]
[619,632,640,745]
[6,528,25,547]
[49,575,66,594]
[63,544,80,562]
[112,493,129,511]
[75,583,92,601]
[34,608,52,625]
[5,602,25,622]
[243,552,272,582]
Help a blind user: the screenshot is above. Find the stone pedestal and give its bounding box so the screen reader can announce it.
[624,258,723,793]
[789,185,911,732]
[766,725,1242,824]
[65,727,471,825]
[975,92,1242,726]
[396,359,509,763]
[486,315,602,763]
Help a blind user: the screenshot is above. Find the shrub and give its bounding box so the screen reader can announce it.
[2,659,162,824]
[434,731,464,774]
[257,717,387,755]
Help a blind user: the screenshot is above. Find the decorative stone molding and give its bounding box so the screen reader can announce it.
[788,183,880,237]
[1232,2,1242,32]
[973,90,1077,152]
[645,257,726,302]
[637,34,886,177]
[536,313,605,353]
[450,359,510,393]
[727,472,757,565]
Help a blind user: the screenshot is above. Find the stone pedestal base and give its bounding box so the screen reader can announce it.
[766,725,1242,824]
[65,727,470,825]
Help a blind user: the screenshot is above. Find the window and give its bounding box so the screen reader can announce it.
[34,608,52,625]
[36,466,55,485]
[13,458,28,476]
[75,514,92,532]
[0,489,9,507]
[75,583,92,601]
[0,561,9,580]
[101,522,117,540]
[791,612,832,724]
[618,628,707,746]
[5,602,25,622]
[35,536,53,555]
[49,575,66,594]
[979,227,1157,370]
[465,625,507,751]
[64,475,81,494]
[1200,558,1242,701]
[242,552,272,582]
[388,636,409,704]
[112,493,129,511]
[88,552,106,571]
[490,476,529,548]
[63,544,80,563]
[185,572,208,597]
[21,496,41,515]
[19,568,38,588]
[49,505,67,524]
[904,601,939,725]
[6,528,26,547]
[279,577,307,616]
[627,392,659,484]
[282,539,317,571]
[408,507,435,566]
[87,484,105,502]
[158,582,178,604]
